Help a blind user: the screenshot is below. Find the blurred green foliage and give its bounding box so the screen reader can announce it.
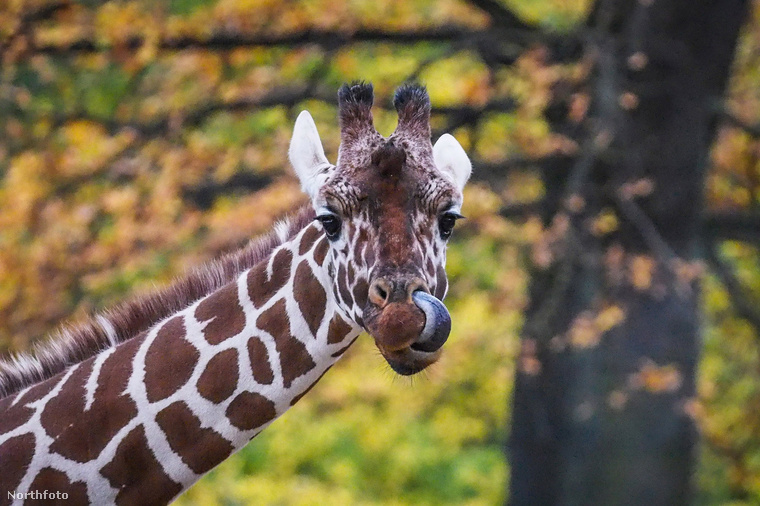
[1,0,759,504]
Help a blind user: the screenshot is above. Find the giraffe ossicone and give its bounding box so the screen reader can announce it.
[0,82,470,505]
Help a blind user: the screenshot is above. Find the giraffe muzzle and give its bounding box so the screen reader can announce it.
[364,287,451,376]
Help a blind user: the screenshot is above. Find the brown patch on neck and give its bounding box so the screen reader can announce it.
[100,425,183,505]
[0,392,33,434]
[144,317,199,403]
[197,348,238,403]
[298,225,321,255]
[256,300,316,388]
[225,391,277,431]
[293,261,327,338]
[247,249,293,308]
[156,401,234,474]
[195,283,246,345]
[336,264,354,308]
[42,333,142,463]
[313,237,329,266]
[41,361,95,456]
[27,468,89,505]
[327,314,354,345]
[247,337,274,385]
[0,433,35,501]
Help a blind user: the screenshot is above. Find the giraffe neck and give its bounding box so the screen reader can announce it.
[0,221,361,505]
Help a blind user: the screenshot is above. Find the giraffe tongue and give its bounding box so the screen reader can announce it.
[410,291,451,353]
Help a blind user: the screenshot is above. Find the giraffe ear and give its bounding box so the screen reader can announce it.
[433,134,471,193]
[289,110,333,199]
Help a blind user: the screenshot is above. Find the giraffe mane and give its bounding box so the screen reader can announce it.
[0,205,316,399]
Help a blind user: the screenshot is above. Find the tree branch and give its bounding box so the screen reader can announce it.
[183,172,274,209]
[433,97,517,118]
[21,1,70,23]
[432,97,518,137]
[498,202,542,219]
[615,191,678,262]
[463,0,536,32]
[703,211,760,243]
[464,0,585,64]
[470,154,571,185]
[1,1,70,56]
[718,109,760,138]
[47,84,327,135]
[47,87,518,137]
[705,241,760,336]
[33,26,489,56]
[26,23,565,68]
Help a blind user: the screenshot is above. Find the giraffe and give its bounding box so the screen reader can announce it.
[0,82,471,505]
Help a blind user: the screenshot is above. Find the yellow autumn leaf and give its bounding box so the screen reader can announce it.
[635,361,683,393]
[629,254,655,290]
[569,312,600,349]
[595,305,625,333]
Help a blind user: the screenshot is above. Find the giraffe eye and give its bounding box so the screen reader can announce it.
[438,211,464,240]
[316,214,342,240]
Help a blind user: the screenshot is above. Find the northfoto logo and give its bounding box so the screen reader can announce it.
[8,491,70,500]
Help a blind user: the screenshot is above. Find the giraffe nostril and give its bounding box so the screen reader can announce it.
[406,278,428,301]
[369,279,391,308]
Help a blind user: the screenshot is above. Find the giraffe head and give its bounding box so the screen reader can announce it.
[289,82,471,375]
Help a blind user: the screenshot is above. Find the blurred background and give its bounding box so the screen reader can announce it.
[1,0,759,504]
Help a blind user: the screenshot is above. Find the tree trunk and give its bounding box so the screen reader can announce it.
[508,1,749,504]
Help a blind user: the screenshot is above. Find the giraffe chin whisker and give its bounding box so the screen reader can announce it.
[382,347,442,376]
